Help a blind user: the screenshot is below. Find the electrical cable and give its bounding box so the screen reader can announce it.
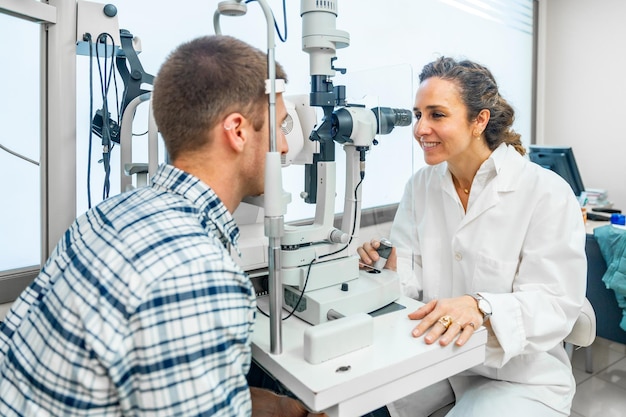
[274,0,288,42]
[86,30,146,207]
[246,0,287,42]
[94,32,118,201]
[248,0,352,320]
[257,170,366,321]
[0,143,39,166]
[96,34,110,200]
[282,172,365,319]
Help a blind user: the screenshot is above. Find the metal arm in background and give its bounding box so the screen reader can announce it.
[119,93,159,192]
[115,29,154,117]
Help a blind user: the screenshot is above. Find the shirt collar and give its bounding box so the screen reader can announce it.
[151,164,240,252]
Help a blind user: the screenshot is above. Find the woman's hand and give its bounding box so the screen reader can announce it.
[356,239,397,271]
[407,296,484,347]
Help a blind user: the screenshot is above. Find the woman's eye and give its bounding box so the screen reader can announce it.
[414,113,422,120]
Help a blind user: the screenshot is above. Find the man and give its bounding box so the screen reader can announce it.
[0,35,320,417]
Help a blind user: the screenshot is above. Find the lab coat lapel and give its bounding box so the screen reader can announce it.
[460,182,500,228]
[457,145,523,231]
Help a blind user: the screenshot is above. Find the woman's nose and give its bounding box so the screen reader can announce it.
[414,118,427,137]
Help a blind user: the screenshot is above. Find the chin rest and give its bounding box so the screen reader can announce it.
[565,298,596,347]
[564,297,596,374]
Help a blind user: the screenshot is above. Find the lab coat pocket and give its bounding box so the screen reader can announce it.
[472,253,518,293]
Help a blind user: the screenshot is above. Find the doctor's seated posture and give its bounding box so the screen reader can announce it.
[358,57,587,417]
[0,35,324,417]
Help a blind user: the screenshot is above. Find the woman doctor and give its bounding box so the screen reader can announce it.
[358,57,586,416]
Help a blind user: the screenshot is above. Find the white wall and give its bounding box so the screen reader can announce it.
[74,0,533,222]
[537,0,626,209]
[1,0,534,271]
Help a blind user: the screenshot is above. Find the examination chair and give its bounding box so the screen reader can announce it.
[585,233,626,345]
[564,297,596,373]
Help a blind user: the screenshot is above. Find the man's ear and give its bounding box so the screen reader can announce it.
[222,113,246,153]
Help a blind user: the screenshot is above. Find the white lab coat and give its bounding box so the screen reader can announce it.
[390,143,587,415]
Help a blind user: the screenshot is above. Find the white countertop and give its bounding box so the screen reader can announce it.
[252,296,487,417]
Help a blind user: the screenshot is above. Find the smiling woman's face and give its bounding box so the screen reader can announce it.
[412,77,479,167]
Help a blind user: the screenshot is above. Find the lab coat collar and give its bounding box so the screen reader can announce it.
[436,143,524,228]
[488,142,524,192]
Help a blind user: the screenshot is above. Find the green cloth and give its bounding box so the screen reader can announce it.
[594,225,626,332]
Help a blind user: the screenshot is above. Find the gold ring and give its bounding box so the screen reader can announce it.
[438,315,453,330]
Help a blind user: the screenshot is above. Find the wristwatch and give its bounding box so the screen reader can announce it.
[469,293,492,320]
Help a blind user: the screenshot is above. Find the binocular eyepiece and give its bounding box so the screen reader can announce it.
[371,107,412,135]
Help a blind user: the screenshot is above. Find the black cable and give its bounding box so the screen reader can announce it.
[246,0,288,42]
[96,33,116,97]
[278,257,316,321]
[95,33,117,201]
[285,171,365,318]
[275,0,288,42]
[320,174,364,260]
[256,169,366,321]
[257,257,315,321]
[97,39,111,200]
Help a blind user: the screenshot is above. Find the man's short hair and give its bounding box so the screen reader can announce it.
[152,35,288,161]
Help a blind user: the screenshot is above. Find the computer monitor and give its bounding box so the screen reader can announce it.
[528,145,585,197]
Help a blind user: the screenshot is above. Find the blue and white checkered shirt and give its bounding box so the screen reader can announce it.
[0,164,257,416]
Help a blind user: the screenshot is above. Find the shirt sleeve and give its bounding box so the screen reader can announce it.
[483,187,587,368]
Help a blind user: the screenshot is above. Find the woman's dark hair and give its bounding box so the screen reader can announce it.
[419,57,525,156]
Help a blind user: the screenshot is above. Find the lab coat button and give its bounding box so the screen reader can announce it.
[454,252,462,261]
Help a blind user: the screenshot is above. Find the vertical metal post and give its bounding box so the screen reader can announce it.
[213,0,285,354]
[257,1,284,355]
[41,0,77,261]
[266,219,283,354]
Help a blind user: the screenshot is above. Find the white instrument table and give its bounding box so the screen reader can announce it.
[252,296,487,416]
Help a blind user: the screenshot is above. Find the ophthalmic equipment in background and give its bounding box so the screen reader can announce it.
[214,0,412,353]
